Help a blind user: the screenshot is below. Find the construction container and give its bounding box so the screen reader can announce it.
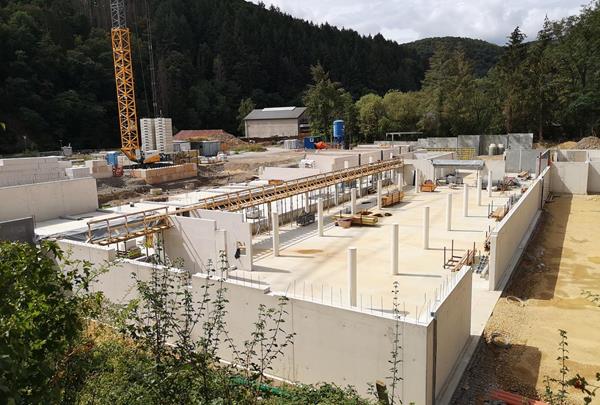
[200,141,221,157]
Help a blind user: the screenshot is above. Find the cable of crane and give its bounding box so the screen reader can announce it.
[143,0,160,117]
[130,0,151,116]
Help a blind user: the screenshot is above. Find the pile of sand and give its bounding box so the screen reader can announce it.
[557,141,578,149]
[576,136,600,149]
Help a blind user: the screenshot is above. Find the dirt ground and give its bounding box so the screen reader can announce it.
[452,194,600,404]
[97,148,302,206]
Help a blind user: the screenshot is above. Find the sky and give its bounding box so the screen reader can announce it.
[248,0,585,44]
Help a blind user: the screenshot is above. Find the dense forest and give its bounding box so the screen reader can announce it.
[0,0,426,153]
[0,0,599,154]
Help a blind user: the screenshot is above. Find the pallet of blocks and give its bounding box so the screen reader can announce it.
[420,180,437,192]
[336,213,378,226]
[381,189,405,207]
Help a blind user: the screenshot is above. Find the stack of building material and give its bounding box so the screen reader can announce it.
[0,157,69,187]
[66,167,92,179]
[130,163,197,185]
[140,118,155,152]
[85,160,113,179]
[154,118,173,153]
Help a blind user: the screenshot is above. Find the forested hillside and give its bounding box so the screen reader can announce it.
[404,37,503,77]
[0,0,426,153]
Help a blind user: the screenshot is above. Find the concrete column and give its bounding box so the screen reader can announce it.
[334,184,339,206]
[446,193,452,231]
[463,183,469,217]
[415,169,420,193]
[344,160,349,170]
[304,192,310,213]
[369,156,373,164]
[487,170,493,197]
[272,211,280,257]
[350,188,357,215]
[377,179,383,209]
[317,198,324,237]
[397,170,404,190]
[347,247,357,307]
[423,206,430,250]
[477,173,482,206]
[391,223,399,275]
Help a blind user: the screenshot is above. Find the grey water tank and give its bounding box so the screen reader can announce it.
[488,143,497,156]
[497,143,505,154]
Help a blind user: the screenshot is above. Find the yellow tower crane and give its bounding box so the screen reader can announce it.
[110,0,159,164]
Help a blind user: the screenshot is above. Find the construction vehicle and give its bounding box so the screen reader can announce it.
[110,0,159,165]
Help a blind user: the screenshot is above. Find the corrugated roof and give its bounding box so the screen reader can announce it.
[244,107,307,121]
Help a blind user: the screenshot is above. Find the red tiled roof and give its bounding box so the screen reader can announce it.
[173,129,235,141]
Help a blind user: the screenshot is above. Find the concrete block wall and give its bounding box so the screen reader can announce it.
[66,167,92,179]
[505,149,541,173]
[0,156,70,187]
[85,159,113,179]
[0,177,99,222]
[130,163,197,184]
[588,162,600,193]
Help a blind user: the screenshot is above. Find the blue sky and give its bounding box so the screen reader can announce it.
[249,0,585,44]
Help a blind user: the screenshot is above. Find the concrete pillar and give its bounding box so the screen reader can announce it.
[347,247,357,307]
[272,211,280,257]
[377,179,383,209]
[317,199,324,237]
[446,193,452,231]
[369,156,373,164]
[463,183,469,217]
[391,223,399,275]
[415,169,420,193]
[334,184,339,206]
[304,192,310,213]
[397,169,404,190]
[487,170,493,197]
[344,160,349,170]
[350,188,357,215]
[477,173,482,206]
[423,206,430,250]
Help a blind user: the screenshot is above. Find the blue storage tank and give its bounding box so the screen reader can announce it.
[333,120,345,144]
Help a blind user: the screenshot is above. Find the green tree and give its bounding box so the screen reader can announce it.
[237,97,255,135]
[355,93,385,142]
[382,90,423,132]
[0,241,103,403]
[303,64,354,142]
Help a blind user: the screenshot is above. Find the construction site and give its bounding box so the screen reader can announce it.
[2,127,600,403]
[1,0,600,403]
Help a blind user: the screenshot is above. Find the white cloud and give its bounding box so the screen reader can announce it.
[249,0,584,44]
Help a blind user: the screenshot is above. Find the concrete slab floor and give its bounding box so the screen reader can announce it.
[244,182,511,319]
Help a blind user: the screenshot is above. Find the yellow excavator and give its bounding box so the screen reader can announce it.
[110,0,159,165]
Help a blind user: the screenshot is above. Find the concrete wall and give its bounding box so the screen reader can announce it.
[306,153,360,172]
[0,177,98,222]
[588,161,600,193]
[488,170,547,290]
[246,119,299,139]
[260,167,321,181]
[164,212,253,271]
[550,162,589,194]
[507,133,534,150]
[505,149,541,173]
[433,267,473,399]
[483,159,506,184]
[55,236,475,405]
[0,217,35,243]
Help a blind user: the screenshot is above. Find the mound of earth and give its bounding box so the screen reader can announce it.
[576,136,600,149]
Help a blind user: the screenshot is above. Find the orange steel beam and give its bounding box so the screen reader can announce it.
[111,27,139,162]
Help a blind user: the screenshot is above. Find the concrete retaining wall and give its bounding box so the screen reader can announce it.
[0,177,98,222]
[488,168,549,290]
[505,149,541,173]
[588,162,600,193]
[56,237,473,405]
[550,162,589,194]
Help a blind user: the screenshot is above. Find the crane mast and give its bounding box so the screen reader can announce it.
[110,0,140,162]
